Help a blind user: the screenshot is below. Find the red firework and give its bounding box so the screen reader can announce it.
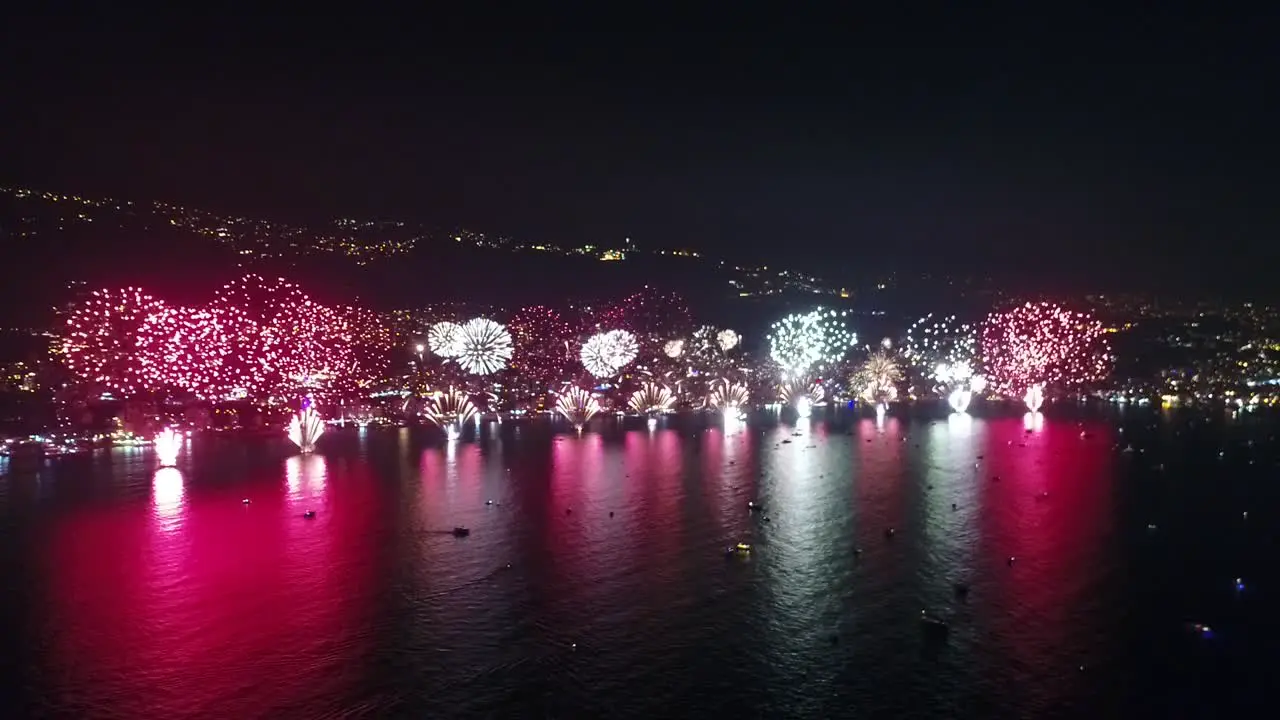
[57,287,168,396]
[57,274,369,404]
[597,287,693,350]
[507,305,575,392]
[979,301,1111,399]
[209,274,355,399]
[135,306,242,399]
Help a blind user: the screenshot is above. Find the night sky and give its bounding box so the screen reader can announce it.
[3,7,1276,291]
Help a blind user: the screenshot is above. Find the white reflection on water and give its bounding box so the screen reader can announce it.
[286,454,328,498]
[1023,412,1044,432]
[152,467,185,529]
[923,416,984,584]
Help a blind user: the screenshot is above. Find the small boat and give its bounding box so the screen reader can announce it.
[953,582,970,598]
[921,610,949,635]
[303,510,316,519]
[452,527,471,537]
[748,502,765,512]
[725,542,752,556]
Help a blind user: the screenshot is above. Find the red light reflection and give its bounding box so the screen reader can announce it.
[977,418,1115,676]
[41,460,380,716]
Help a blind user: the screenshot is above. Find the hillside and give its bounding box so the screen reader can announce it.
[0,186,870,333]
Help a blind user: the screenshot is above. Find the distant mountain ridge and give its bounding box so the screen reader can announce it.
[0,185,859,327]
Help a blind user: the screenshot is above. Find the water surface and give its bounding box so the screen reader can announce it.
[2,409,1276,718]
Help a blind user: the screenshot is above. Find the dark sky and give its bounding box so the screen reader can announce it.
[3,6,1277,290]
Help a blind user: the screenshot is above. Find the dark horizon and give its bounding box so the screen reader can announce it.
[2,7,1277,293]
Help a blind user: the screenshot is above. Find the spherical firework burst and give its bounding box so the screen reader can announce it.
[854,351,902,404]
[768,308,856,377]
[580,329,639,378]
[507,305,575,392]
[628,382,675,415]
[59,275,363,403]
[427,321,464,358]
[663,339,685,359]
[555,386,600,430]
[707,380,749,410]
[980,301,1111,399]
[423,387,479,428]
[453,318,512,375]
[717,329,741,352]
[57,287,168,396]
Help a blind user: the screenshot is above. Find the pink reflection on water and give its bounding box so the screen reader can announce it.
[152,467,185,529]
[420,441,483,504]
[977,418,1116,681]
[854,416,910,577]
[43,459,380,716]
[285,453,327,499]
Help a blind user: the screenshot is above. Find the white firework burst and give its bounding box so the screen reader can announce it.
[580,330,639,378]
[555,386,600,430]
[628,382,675,415]
[716,329,741,352]
[424,387,479,428]
[288,408,326,453]
[777,377,825,405]
[854,351,902,404]
[663,339,685,358]
[904,314,977,380]
[427,321,463,358]
[768,308,856,377]
[454,318,513,375]
[707,380,749,409]
[934,360,974,385]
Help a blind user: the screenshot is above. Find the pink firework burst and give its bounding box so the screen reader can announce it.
[979,301,1111,400]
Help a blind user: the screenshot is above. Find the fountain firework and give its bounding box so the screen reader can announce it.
[153,427,182,467]
[288,407,326,453]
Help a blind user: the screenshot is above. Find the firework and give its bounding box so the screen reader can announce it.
[778,377,825,406]
[904,313,979,386]
[135,306,239,399]
[453,318,512,375]
[427,321,464,357]
[600,288,692,337]
[57,287,168,396]
[768,308,856,377]
[507,305,575,392]
[707,380,749,410]
[853,351,902,404]
[663,339,685,358]
[1024,383,1045,412]
[980,302,1111,399]
[153,427,182,467]
[338,305,394,387]
[288,408,326,453]
[424,387,479,430]
[580,330,639,378]
[58,275,373,403]
[555,386,600,430]
[209,275,355,400]
[628,382,675,415]
[717,329,741,352]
